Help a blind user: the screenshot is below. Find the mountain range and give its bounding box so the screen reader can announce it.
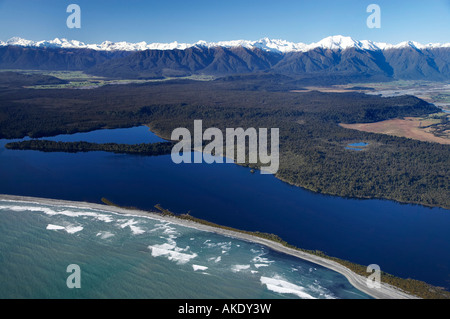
[3,35,450,52]
[1,35,449,83]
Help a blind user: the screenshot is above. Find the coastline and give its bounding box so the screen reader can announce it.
[0,194,418,299]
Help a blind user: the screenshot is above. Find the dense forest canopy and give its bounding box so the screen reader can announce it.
[0,75,448,209]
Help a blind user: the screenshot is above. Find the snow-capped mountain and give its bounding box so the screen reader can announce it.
[2,35,450,53]
[1,35,450,82]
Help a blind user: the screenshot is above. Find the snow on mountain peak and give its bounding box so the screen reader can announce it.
[311,35,357,50]
[6,37,35,46]
[1,36,449,53]
[308,35,382,51]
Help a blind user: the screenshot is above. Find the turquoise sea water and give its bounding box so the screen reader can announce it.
[0,199,371,299]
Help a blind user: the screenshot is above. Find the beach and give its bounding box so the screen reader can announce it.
[0,194,418,299]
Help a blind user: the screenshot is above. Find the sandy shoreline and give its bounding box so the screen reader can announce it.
[0,194,418,299]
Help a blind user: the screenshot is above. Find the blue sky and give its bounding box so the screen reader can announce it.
[0,0,449,44]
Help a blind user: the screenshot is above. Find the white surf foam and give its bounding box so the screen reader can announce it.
[46,224,65,231]
[203,240,232,250]
[148,238,197,265]
[307,283,336,299]
[252,254,274,265]
[118,219,145,235]
[260,276,316,299]
[1,204,114,222]
[96,231,115,239]
[149,245,197,264]
[46,223,83,234]
[207,256,221,263]
[65,225,84,234]
[231,264,251,272]
[192,265,208,271]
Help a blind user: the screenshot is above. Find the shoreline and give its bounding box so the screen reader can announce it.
[2,124,448,211]
[0,194,417,299]
[146,124,450,211]
[275,173,450,211]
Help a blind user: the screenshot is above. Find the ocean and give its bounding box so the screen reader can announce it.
[0,199,371,299]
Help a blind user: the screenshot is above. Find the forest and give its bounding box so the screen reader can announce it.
[5,140,174,156]
[0,75,448,209]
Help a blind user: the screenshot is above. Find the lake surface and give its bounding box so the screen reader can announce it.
[0,126,449,290]
[345,142,369,151]
[348,142,369,147]
[33,125,167,144]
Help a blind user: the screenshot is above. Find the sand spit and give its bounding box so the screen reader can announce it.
[0,194,418,299]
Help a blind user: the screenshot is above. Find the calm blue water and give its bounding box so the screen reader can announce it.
[0,199,370,299]
[348,143,369,147]
[345,147,363,151]
[345,142,369,151]
[41,126,167,144]
[0,126,449,291]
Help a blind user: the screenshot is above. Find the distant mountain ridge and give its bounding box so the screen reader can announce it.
[1,35,449,83]
[2,35,450,52]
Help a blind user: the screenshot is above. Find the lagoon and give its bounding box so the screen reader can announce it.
[0,126,449,290]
